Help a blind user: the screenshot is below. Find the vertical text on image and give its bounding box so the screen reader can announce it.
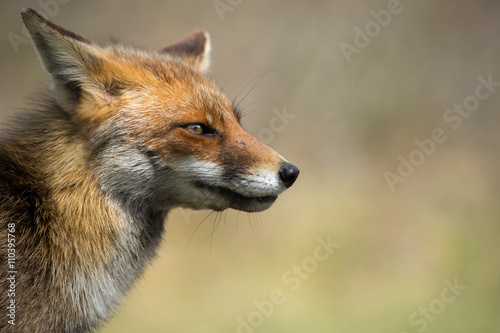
[6,222,17,326]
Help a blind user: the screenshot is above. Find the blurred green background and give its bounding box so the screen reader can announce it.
[2,1,500,332]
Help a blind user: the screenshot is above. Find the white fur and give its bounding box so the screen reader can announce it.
[200,31,211,73]
[68,202,155,325]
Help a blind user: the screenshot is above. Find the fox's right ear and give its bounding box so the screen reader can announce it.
[160,31,211,73]
[21,8,105,111]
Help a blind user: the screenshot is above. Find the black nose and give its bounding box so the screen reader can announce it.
[279,162,300,188]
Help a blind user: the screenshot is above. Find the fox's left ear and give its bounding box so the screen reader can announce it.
[160,31,211,73]
[21,8,109,112]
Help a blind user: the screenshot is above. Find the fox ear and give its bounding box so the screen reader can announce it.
[160,31,211,73]
[21,8,105,111]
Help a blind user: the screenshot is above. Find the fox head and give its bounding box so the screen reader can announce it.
[21,8,299,213]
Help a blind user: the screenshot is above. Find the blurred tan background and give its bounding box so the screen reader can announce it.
[2,1,500,332]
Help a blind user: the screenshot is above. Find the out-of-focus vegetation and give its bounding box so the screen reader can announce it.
[1,1,500,332]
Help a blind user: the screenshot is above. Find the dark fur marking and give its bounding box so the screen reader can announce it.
[21,8,92,44]
[160,31,206,57]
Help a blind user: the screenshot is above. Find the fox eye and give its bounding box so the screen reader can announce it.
[186,124,203,134]
[183,123,217,137]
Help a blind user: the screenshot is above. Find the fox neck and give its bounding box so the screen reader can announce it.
[16,102,168,326]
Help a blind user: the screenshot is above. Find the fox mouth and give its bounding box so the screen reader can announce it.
[193,181,278,212]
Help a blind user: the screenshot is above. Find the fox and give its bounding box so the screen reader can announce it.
[0,8,299,333]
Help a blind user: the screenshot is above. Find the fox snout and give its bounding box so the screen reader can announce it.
[163,154,299,213]
[215,159,300,212]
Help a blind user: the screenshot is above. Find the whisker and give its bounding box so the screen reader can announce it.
[236,96,268,116]
[232,65,271,117]
[209,212,219,258]
[223,209,233,238]
[219,72,233,92]
[235,210,242,237]
[247,213,256,232]
[258,216,263,233]
[185,210,215,256]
